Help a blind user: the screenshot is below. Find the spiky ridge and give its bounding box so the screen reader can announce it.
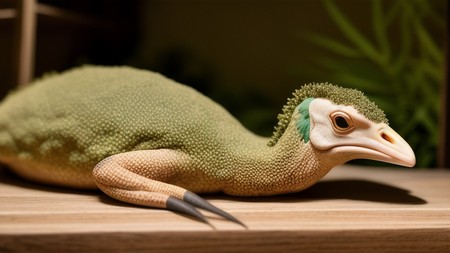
[268,83,388,147]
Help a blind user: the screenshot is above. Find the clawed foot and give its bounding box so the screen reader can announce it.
[167,191,246,227]
[93,150,245,227]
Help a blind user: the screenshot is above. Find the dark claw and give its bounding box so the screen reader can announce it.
[166,196,210,225]
[183,191,246,228]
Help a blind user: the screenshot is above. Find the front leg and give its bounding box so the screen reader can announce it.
[92,149,243,225]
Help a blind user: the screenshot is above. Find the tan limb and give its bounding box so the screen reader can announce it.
[92,150,243,226]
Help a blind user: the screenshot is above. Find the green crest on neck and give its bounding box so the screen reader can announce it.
[296,98,314,143]
[268,83,387,147]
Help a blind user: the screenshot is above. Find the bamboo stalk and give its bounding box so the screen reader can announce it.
[13,0,36,87]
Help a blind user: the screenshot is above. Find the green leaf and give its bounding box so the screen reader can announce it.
[316,58,388,84]
[415,20,444,65]
[322,0,383,64]
[384,0,401,26]
[372,0,390,64]
[333,73,387,94]
[420,60,444,84]
[392,7,412,74]
[305,34,363,58]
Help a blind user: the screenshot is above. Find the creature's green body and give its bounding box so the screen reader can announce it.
[0,66,415,224]
[0,66,321,195]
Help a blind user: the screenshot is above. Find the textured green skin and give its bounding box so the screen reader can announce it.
[0,66,331,196]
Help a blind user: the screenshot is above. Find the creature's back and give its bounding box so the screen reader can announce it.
[0,66,246,188]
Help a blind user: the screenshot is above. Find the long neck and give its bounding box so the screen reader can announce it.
[224,114,338,197]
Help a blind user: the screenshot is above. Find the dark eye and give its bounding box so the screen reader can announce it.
[335,116,349,128]
[330,112,355,134]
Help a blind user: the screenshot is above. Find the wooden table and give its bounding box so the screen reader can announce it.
[0,165,449,253]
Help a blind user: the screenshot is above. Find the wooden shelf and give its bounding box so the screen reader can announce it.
[0,165,449,252]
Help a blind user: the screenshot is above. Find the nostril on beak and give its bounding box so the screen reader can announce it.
[381,132,394,144]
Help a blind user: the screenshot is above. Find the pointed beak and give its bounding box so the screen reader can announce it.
[352,123,416,167]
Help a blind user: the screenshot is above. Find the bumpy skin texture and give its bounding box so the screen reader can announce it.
[0,66,330,197]
[0,66,415,224]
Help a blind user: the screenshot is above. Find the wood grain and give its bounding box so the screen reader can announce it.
[0,165,449,252]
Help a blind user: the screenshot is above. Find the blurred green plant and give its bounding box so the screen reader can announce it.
[307,0,444,167]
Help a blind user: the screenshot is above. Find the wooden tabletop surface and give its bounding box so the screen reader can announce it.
[0,165,449,253]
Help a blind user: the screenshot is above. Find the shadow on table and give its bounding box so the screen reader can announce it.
[208,179,427,205]
[0,166,99,196]
[0,166,427,205]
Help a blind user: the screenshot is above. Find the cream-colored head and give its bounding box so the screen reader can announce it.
[308,98,415,167]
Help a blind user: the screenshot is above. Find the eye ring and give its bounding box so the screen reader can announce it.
[330,112,355,134]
